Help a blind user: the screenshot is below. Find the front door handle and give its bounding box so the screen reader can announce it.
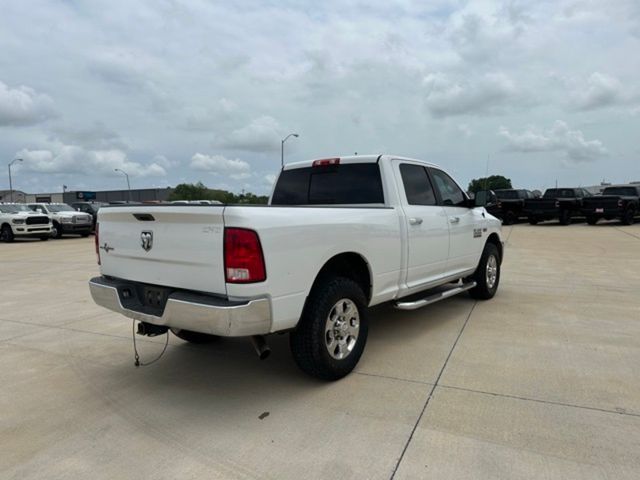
[408,217,423,225]
[450,217,460,224]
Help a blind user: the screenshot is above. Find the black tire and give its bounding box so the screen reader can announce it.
[586,216,598,225]
[469,243,501,300]
[81,233,90,238]
[559,210,571,225]
[503,210,516,225]
[40,236,49,241]
[290,276,368,381]
[170,328,218,344]
[528,216,538,225]
[621,208,636,226]
[0,224,15,243]
[52,222,63,239]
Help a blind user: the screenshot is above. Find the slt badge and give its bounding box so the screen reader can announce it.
[141,231,153,252]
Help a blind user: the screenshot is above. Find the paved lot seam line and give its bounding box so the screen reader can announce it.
[389,301,477,479]
[614,227,640,241]
[355,371,433,386]
[438,384,640,418]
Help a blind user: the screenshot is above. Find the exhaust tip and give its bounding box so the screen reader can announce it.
[250,335,271,360]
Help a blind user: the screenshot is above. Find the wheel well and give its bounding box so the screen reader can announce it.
[311,252,372,303]
[486,233,503,262]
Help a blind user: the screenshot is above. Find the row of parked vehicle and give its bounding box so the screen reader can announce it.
[0,201,104,242]
[481,184,640,226]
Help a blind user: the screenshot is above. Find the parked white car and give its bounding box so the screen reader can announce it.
[0,204,52,242]
[89,155,503,379]
[28,203,92,238]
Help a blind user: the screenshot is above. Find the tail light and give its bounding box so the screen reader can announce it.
[224,228,266,283]
[95,222,100,265]
[312,158,340,167]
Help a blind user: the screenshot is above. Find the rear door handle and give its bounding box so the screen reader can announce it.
[408,217,423,225]
[450,217,460,224]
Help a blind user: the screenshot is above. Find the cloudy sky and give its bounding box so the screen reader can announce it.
[1,0,639,195]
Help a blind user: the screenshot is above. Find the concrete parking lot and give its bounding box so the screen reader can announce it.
[2,224,640,479]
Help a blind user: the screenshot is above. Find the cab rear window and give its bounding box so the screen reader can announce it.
[272,163,384,205]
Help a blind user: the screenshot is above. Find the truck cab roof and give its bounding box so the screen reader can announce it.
[283,155,439,171]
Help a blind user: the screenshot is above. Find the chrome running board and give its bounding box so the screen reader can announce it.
[393,281,477,311]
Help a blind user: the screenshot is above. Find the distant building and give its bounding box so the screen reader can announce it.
[0,190,27,203]
[23,187,174,204]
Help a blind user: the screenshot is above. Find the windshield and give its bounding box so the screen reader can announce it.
[46,204,75,212]
[495,190,519,200]
[602,187,637,196]
[0,204,33,213]
[543,189,575,198]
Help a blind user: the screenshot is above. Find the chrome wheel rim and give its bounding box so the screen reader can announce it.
[324,298,360,360]
[486,255,498,289]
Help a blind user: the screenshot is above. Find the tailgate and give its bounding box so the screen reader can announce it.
[97,206,227,295]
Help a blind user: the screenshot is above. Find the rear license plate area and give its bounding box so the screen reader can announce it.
[142,286,169,309]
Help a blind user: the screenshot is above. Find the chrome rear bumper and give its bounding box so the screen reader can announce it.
[89,276,271,337]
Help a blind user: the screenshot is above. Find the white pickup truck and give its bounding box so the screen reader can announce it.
[89,155,503,380]
[0,204,52,242]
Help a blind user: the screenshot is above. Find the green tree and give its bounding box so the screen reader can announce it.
[168,182,269,204]
[467,175,512,194]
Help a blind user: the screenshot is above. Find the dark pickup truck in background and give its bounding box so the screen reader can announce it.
[582,185,640,225]
[523,188,593,225]
[485,189,538,225]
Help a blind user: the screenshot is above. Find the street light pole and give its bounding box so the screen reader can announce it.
[8,158,23,202]
[281,133,299,168]
[114,168,132,202]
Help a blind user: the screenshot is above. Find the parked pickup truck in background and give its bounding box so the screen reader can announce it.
[484,189,538,225]
[28,203,93,238]
[0,203,52,242]
[582,185,640,225]
[523,188,593,225]
[89,155,503,380]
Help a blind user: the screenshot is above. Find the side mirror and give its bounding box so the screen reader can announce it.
[475,190,497,208]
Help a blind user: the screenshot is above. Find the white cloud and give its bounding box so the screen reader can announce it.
[423,72,517,117]
[17,144,167,176]
[213,116,283,152]
[0,80,56,126]
[190,153,251,178]
[570,72,625,110]
[499,121,608,162]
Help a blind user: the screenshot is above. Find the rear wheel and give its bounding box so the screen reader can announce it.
[503,210,516,225]
[469,243,501,300]
[170,328,218,344]
[621,208,636,225]
[290,276,368,380]
[0,224,14,243]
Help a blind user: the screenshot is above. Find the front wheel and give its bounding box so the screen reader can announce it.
[469,243,501,300]
[51,222,63,239]
[290,277,368,381]
[0,225,14,243]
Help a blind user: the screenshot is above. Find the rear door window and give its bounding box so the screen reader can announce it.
[399,164,436,205]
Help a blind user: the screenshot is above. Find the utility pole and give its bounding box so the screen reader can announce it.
[8,158,23,202]
[114,168,132,202]
[281,133,299,168]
